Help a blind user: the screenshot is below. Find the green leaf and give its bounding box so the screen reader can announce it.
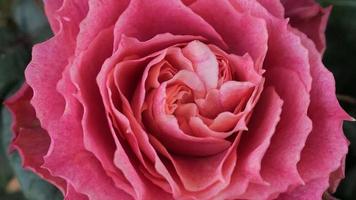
[0,28,29,102]
[1,105,63,200]
[319,0,356,7]
[319,0,356,99]
[11,0,52,43]
[336,161,356,199]
[0,109,16,196]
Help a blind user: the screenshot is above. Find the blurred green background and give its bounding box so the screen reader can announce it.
[0,0,355,199]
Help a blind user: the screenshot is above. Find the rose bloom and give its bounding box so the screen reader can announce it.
[5,0,352,199]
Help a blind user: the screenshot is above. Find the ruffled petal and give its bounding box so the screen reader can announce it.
[229,0,312,91]
[256,0,285,18]
[215,87,283,199]
[75,0,129,53]
[25,2,132,199]
[43,0,63,33]
[241,67,312,199]
[113,0,227,50]
[70,27,137,198]
[281,0,331,53]
[277,178,329,200]
[5,84,66,193]
[190,0,268,68]
[291,27,350,192]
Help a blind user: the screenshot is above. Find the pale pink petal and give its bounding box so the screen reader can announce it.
[209,112,246,132]
[195,89,224,118]
[182,41,219,89]
[227,53,263,84]
[189,113,246,138]
[168,70,206,97]
[165,47,194,71]
[219,81,255,111]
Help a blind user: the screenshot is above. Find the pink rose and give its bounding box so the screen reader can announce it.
[5,0,351,199]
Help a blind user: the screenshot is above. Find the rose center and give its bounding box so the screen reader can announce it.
[165,83,193,114]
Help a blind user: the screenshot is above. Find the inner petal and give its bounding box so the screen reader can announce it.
[182,40,219,90]
[165,83,193,114]
[219,81,255,111]
[143,82,231,156]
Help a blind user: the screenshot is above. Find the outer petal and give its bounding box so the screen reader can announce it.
[113,0,227,50]
[44,0,88,36]
[25,1,132,199]
[214,87,283,199]
[190,0,268,68]
[75,0,129,53]
[277,178,329,200]
[5,84,90,200]
[229,0,312,91]
[237,87,283,182]
[5,84,66,193]
[25,0,87,127]
[42,58,133,200]
[43,0,63,33]
[291,27,350,195]
[257,0,285,18]
[281,0,331,53]
[241,67,312,199]
[98,34,201,199]
[70,27,137,198]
